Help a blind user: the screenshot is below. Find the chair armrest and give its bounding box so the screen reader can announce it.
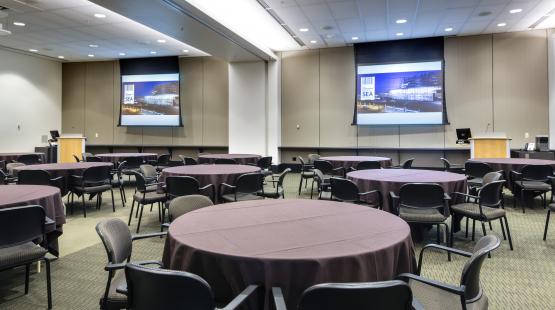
[199,184,214,191]
[220,183,236,191]
[161,223,170,228]
[44,216,55,226]
[271,287,288,310]
[133,260,164,267]
[417,244,472,275]
[131,232,167,241]
[390,191,399,199]
[359,190,383,208]
[451,192,478,200]
[220,285,260,310]
[443,193,451,201]
[105,262,126,271]
[246,163,257,166]
[396,273,465,296]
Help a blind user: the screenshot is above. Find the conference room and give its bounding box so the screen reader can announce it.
[1,0,555,309]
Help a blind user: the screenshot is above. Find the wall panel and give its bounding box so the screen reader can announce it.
[202,58,229,146]
[62,63,85,134]
[84,61,114,145]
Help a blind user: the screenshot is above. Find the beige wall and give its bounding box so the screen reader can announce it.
[62,57,229,146]
[281,30,549,156]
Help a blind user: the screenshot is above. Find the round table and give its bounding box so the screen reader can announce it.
[95,153,157,163]
[0,185,65,256]
[163,199,414,309]
[12,162,114,178]
[347,169,467,213]
[198,153,261,165]
[472,158,555,188]
[0,152,46,163]
[160,164,261,202]
[319,156,392,169]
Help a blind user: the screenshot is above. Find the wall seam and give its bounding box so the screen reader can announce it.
[491,34,495,131]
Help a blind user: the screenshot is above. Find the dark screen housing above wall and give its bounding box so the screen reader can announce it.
[119,56,183,127]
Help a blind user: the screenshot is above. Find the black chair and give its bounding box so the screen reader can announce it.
[82,152,93,160]
[17,170,66,197]
[96,218,166,310]
[330,177,382,208]
[440,157,464,172]
[0,205,52,309]
[110,161,128,207]
[392,158,415,169]
[298,156,315,195]
[0,159,6,172]
[260,168,291,199]
[313,160,346,178]
[272,280,415,310]
[465,161,493,190]
[128,172,167,233]
[215,158,237,165]
[397,235,501,310]
[161,195,214,231]
[307,153,320,164]
[122,263,260,310]
[85,155,104,162]
[16,154,42,165]
[351,160,381,171]
[69,165,115,217]
[179,155,198,165]
[139,164,158,184]
[310,169,331,199]
[250,156,273,177]
[512,164,553,213]
[152,154,171,171]
[221,173,265,202]
[390,183,451,249]
[165,175,215,202]
[121,157,144,181]
[0,166,18,184]
[73,154,82,162]
[450,180,513,250]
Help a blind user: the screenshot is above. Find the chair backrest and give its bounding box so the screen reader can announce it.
[460,235,501,302]
[122,157,143,169]
[16,154,41,165]
[276,168,292,188]
[130,171,148,192]
[478,180,505,207]
[85,156,103,162]
[298,156,307,169]
[73,154,81,162]
[0,205,45,249]
[95,218,133,264]
[482,171,503,185]
[401,158,415,169]
[330,177,360,202]
[257,156,272,169]
[355,161,381,170]
[465,161,493,179]
[307,153,320,164]
[139,164,157,179]
[165,176,201,198]
[0,160,5,172]
[214,158,236,165]
[82,152,93,159]
[0,170,7,185]
[125,263,215,310]
[520,164,553,182]
[157,154,171,165]
[168,195,213,221]
[398,183,445,210]
[181,156,198,165]
[235,173,264,193]
[313,169,325,184]
[298,280,413,310]
[313,160,334,175]
[440,157,451,170]
[17,169,52,185]
[82,165,112,185]
[6,162,24,175]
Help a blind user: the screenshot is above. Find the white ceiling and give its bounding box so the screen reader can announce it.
[265,0,555,49]
[0,0,208,61]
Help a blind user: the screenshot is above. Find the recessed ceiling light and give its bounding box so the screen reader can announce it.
[497,22,507,27]
[94,13,106,18]
[510,9,523,14]
[157,39,166,43]
[150,51,157,54]
[13,22,25,27]
[299,28,309,32]
[445,27,453,32]
[58,56,65,59]
[119,52,126,56]
[351,36,359,40]
[396,32,404,36]
[88,54,95,57]
[396,19,407,24]
[310,40,317,44]
[88,44,98,48]
[182,49,189,53]
[29,49,38,52]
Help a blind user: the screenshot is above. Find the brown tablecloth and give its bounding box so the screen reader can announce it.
[347,169,467,212]
[198,154,261,165]
[95,153,157,163]
[0,185,65,256]
[163,199,414,309]
[319,156,392,169]
[0,152,46,163]
[160,165,261,202]
[472,158,555,190]
[12,162,113,178]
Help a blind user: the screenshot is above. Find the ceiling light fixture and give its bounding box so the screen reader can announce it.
[94,13,106,18]
[88,54,95,57]
[119,52,126,56]
[497,22,507,27]
[58,56,65,59]
[29,49,38,52]
[510,9,523,14]
[396,19,407,24]
[157,39,166,43]
[351,36,359,40]
[183,49,189,53]
[445,27,453,32]
[88,44,98,48]
[150,51,157,54]
[310,40,317,44]
[13,22,25,27]
[396,32,404,36]
[299,28,309,32]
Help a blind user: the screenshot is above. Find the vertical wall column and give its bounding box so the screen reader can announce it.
[549,29,555,149]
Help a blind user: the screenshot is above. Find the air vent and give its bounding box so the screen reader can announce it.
[0,23,12,36]
[256,0,305,47]
[529,8,555,29]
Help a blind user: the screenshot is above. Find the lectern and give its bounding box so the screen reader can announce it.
[57,135,86,163]
[470,133,511,158]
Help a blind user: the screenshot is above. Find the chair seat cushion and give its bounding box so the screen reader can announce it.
[409,278,488,310]
[0,242,47,269]
[514,181,551,191]
[451,203,506,220]
[259,188,283,199]
[74,184,112,194]
[399,208,447,223]
[221,193,264,202]
[301,171,314,177]
[133,192,167,204]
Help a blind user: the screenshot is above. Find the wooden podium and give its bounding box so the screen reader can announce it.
[57,135,86,163]
[470,133,511,158]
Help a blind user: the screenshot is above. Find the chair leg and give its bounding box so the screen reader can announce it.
[481,222,487,237]
[310,180,315,199]
[45,258,52,309]
[70,192,74,215]
[544,210,551,241]
[504,216,514,250]
[465,217,469,238]
[298,176,303,195]
[488,221,493,231]
[444,223,451,262]
[499,218,507,240]
[24,263,30,294]
[81,194,87,218]
[158,202,162,222]
[128,199,135,226]
[472,220,476,241]
[110,189,115,212]
[521,189,526,213]
[136,204,144,233]
[436,225,440,244]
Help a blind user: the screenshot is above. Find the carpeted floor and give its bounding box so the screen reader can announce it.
[1,173,554,309]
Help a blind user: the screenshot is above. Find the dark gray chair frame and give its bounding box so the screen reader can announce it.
[220,173,265,202]
[127,171,167,233]
[512,164,553,213]
[215,158,237,165]
[262,168,291,199]
[298,156,315,195]
[16,154,42,165]
[69,165,115,217]
[440,157,464,172]
[310,169,331,199]
[391,158,415,169]
[351,160,382,171]
[330,177,382,209]
[313,160,346,178]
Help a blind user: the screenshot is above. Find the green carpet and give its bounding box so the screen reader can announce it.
[1,173,554,309]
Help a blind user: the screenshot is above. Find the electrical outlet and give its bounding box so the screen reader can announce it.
[95,133,99,138]
[292,156,297,161]
[524,132,529,139]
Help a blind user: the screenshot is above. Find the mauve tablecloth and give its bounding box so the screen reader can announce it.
[347,169,467,212]
[95,153,157,164]
[319,156,392,169]
[0,152,46,163]
[198,154,261,165]
[163,199,414,309]
[12,162,113,178]
[0,185,65,256]
[472,158,555,190]
[160,164,261,202]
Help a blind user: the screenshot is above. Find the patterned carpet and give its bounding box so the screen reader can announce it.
[1,173,554,309]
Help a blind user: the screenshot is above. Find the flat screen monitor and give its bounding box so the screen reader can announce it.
[456,128,471,140]
[50,130,60,140]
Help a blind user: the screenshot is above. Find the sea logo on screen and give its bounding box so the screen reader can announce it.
[360,76,375,100]
[124,84,135,104]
